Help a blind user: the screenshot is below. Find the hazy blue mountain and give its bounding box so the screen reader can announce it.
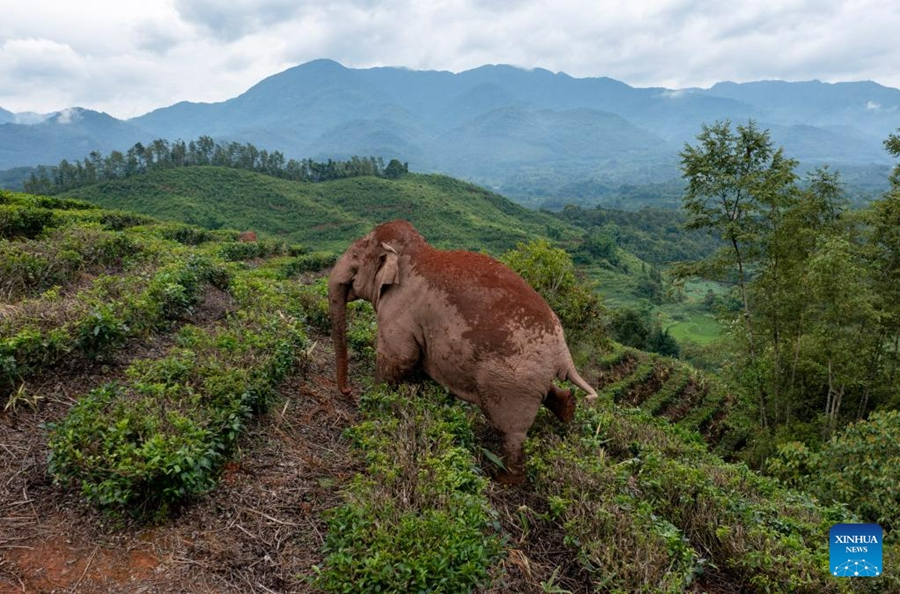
[0,107,14,124]
[0,108,152,170]
[3,60,899,205]
[698,80,900,137]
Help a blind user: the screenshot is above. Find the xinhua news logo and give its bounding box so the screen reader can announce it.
[830,523,883,577]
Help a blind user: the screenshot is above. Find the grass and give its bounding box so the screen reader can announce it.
[664,310,722,345]
[61,167,581,254]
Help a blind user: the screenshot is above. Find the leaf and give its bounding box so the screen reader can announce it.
[479,447,506,471]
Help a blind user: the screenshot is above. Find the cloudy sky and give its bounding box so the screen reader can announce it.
[2,0,899,119]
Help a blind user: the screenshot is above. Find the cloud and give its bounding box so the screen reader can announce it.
[133,21,184,55]
[173,0,308,41]
[0,37,87,82]
[55,107,83,124]
[2,0,900,118]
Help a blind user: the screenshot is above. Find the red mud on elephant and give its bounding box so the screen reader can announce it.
[328,220,597,484]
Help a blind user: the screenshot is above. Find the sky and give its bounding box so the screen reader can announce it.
[1,0,899,119]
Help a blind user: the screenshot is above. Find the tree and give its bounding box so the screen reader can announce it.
[383,159,408,179]
[679,120,798,427]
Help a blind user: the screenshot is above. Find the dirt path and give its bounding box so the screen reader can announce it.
[0,335,357,594]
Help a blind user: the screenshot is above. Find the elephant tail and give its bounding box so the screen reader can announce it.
[561,363,598,403]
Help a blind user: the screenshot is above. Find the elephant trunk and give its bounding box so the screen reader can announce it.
[329,277,352,396]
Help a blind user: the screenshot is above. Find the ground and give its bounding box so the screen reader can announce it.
[0,320,358,593]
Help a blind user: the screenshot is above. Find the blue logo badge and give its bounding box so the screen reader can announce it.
[830,524,882,577]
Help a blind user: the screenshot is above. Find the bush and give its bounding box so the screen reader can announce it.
[0,204,54,239]
[155,222,216,245]
[768,410,900,531]
[218,239,289,261]
[527,399,865,593]
[501,239,606,355]
[47,312,307,516]
[315,385,503,593]
[278,252,338,277]
[0,224,138,300]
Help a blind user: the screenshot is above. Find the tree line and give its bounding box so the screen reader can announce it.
[23,136,409,195]
[678,120,900,458]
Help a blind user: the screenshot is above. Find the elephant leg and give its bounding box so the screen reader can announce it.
[374,330,420,386]
[479,390,542,485]
[543,385,575,423]
[495,430,528,485]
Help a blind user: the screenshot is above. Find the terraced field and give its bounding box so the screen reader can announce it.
[1,190,895,593]
[594,344,734,445]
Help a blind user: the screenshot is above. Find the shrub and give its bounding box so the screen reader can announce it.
[0,204,54,239]
[768,410,900,531]
[501,239,606,354]
[72,305,129,361]
[47,312,307,516]
[218,239,289,261]
[526,399,871,593]
[0,224,138,300]
[278,252,338,277]
[315,385,503,593]
[155,222,216,245]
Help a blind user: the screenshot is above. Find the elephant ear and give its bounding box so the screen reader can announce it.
[373,242,400,309]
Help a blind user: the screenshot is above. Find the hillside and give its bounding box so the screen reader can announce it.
[2,190,897,592]
[59,165,727,347]
[60,166,580,253]
[3,60,898,205]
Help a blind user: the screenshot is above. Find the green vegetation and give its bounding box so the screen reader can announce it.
[500,238,606,357]
[47,296,306,515]
[5,138,900,590]
[676,121,900,473]
[60,166,580,253]
[768,410,900,532]
[24,136,408,195]
[315,385,503,593]
[0,189,318,517]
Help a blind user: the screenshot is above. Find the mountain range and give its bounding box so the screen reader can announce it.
[3,59,899,204]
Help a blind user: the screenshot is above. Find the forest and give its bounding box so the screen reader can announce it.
[22,135,409,195]
[670,122,900,527]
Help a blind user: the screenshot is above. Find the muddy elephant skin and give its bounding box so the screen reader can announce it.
[328,220,597,483]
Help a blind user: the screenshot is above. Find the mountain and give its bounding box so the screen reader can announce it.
[3,60,900,203]
[0,107,151,169]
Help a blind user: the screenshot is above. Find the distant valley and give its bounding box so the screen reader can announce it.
[2,59,899,207]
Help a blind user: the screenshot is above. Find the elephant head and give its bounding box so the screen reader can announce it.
[327,222,424,395]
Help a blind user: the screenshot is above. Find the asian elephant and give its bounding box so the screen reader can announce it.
[328,220,597,484]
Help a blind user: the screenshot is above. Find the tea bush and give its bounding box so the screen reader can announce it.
[0,204,54,239]
[278,251,338,277]
[0,223,138,300]
[525,398,893,593]
[218,238,289,261]
[1,254,227,398]
[768,410,900,531]
[47,308,307,515]
[315,385,503,593]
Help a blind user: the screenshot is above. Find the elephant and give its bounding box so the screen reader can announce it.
[328,220,597,484]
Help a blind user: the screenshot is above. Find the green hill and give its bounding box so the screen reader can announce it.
[61,166,580,253]
[60,166,728,348]
[3,188,895,592]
